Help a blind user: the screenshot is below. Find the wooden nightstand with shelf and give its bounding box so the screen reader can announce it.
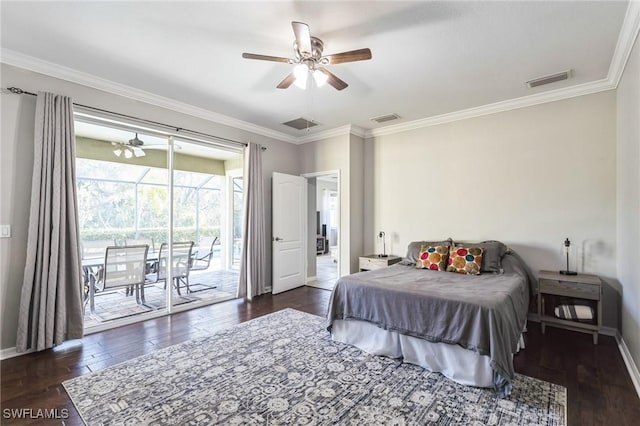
[359,255,401,271]
[537,270,602,344]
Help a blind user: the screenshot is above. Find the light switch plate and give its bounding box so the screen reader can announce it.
[0,225,11,238]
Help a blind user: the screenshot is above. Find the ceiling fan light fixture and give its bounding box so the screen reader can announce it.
[313,69,328,87]
[124,148,133,159]
[133,147,146,157]
[293,63,309,89]
[113,146,123,157]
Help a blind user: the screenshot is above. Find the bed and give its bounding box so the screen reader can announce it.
[326,239,535,397]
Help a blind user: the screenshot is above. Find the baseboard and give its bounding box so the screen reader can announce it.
[306,276,317,284]
[600,325,618,337]
[0,346,31,360]
[615,331,640,399]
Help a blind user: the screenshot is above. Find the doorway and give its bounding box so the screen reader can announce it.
[304,172,339,290]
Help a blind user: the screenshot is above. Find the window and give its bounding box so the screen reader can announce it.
[75,119,243,330]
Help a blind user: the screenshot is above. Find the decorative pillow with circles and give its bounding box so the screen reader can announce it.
[416,245,450,271]
[447,246,484,275]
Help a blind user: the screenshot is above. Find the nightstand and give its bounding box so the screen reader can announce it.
[359,254,401,271]
[537,270,602,344]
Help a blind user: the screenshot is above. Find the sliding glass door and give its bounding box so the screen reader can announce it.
[75,118,242,332]
[169,140,241,309]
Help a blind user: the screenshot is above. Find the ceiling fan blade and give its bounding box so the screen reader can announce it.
[292,21,312,56]
[242,53,291,63]
[277,72,296,89]
[324,48,372,65]
[317,68,348,91]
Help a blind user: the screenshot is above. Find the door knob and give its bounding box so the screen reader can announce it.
[274,237,283,241]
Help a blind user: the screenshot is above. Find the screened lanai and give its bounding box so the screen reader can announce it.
[74,120,244,329]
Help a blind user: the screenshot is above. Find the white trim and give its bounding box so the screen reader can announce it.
[0,49,298,144]
[306,276,317,283]
[301,170,342,278]
[365,79,615,138]
[296,124,366,144]
[616,330,640,399]
[2,2,638,144]
[0,346,29,360]
[83,308,170,335]
[608,1,640,87]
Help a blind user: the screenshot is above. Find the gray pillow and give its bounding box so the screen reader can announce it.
[405,238,453,264]
[453,240,508,273]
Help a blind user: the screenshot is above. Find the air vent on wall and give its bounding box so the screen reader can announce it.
[526,70,572,88]
[282,117,319,130]
[371,113,401,123]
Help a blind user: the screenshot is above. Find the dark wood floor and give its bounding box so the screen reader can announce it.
[2,286,638,425]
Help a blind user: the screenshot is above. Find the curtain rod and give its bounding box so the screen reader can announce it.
[4,86,267,151]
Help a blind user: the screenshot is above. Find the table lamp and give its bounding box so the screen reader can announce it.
[377,231,387,257]
[559,237,577,275]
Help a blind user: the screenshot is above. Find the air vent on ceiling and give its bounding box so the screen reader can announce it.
[526,70,572,88]
[371,113,401,123]
[282,117,319,130]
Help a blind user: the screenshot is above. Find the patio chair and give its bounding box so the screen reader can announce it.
[89,244,149,320]
[81,239,117,260]
[188,237,219,292]
[190,237,218,271]
[146,241,195,296]
[126,238,156,255]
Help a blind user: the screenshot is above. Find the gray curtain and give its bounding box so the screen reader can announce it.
[16,92,84,353]
[238,143,266,300]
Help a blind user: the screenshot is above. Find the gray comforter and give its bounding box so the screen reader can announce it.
[326,253,531,396]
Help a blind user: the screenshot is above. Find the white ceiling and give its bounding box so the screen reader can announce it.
[0,1,633,142]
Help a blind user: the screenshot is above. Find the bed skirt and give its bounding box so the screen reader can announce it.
[331,319,517,389]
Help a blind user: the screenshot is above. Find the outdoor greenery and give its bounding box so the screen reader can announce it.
[77,159,224,249]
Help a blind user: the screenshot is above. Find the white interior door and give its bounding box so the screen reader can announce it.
[272,172,307,294]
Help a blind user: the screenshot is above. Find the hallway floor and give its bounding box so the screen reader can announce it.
[306,251,338,291]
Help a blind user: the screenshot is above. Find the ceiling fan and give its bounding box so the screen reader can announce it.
[111,133,181,159]
[112,133,146,158]
[242,21,372,91]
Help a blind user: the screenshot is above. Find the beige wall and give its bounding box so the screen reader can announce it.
[364,91,619,327]
[616,32,640,373]
[348,134,365,273]
[299,134,351,276]
[299,132,366,276]
[2,55,637,378]
[0,64,300,350]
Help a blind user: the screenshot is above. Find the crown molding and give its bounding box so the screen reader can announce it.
[295,124,366,144]
[3,0,638,146]
[0,49,298,144]
[365,78,615,138]
[608,0,640,87]
[349,125,367,138]
[365,1,639,139]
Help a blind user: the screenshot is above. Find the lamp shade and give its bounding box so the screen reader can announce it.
[313,69,328,87]
[293,64,309,89]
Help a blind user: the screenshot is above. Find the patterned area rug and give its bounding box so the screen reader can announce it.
[64,309,566,425]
